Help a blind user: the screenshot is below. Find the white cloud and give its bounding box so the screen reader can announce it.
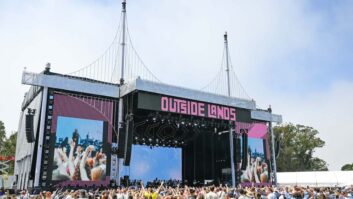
[268,81,353,170]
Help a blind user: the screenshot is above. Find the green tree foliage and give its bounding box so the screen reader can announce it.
[341,163,353,171]
[0,121,6,150]
[273,123,328,172]
[0,120,17,174]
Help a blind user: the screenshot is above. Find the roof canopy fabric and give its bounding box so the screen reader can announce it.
[277,171,353,187]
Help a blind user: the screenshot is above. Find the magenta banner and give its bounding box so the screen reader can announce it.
[160,96,236,121]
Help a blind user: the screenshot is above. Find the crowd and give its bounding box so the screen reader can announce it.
[1,183,353,199]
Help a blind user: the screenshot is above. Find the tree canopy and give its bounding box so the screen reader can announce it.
[341,163,353,171]
[273,123,328,172]
[0,120,17,174]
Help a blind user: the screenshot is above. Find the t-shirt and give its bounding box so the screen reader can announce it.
[267,193,277,199]
[206,192,218,199]
[144,191,158,199]
[217,191,226,199]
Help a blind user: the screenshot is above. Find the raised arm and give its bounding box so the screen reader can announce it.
[68,141,76,177]
[80,145,94,181]
[156,181,164,194]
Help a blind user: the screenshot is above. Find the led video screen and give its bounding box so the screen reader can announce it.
[49,93,114,187]
[125,145,182,183]
[52,116,107,181]
[240,137,270,183]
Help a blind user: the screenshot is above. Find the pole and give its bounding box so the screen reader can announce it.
[224,32,236,187]
[117,0,127,186]
[120,0,127,85]
[268,105,278,186]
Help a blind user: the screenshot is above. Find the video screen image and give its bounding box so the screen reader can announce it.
[122,145,182,183]
[240,138,270,183]
[52,116,107,181]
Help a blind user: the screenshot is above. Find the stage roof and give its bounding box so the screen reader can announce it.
[21,71,282,123]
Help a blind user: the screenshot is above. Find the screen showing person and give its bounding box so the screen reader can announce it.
[240,138,270,183]
[52,116,107,181]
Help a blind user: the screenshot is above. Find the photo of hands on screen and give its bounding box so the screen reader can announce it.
[241,138,270,183]
[52,116,107,181]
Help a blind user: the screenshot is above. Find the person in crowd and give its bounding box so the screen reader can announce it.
[237,188,249,199]
[141,181,164,199]
[11,181,353,199]
[205,186,217,199]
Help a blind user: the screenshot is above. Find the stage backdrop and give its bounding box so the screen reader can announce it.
[48,93,114,187]
[120,145,182,183]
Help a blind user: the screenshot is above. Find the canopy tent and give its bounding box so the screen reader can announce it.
[277,171,353,187]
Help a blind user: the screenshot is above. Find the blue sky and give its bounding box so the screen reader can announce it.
[56,116,104,142]
[248,138,264,156]
[0,0,352,170]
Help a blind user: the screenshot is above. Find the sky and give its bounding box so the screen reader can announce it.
[0,0,352,170]
[56,116,103,142]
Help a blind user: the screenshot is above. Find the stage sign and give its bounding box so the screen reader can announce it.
[137,92,236,121]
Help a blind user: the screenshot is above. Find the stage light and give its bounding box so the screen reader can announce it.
[148,138,152,142]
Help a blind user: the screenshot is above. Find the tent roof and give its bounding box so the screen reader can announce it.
[277,171,353,187]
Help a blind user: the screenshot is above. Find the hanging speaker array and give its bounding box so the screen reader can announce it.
[25,109,36,143]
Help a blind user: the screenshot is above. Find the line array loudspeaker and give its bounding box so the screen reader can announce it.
[234,137,241,163]
[25,114,35,143]
[241,130,248,170]
[123,120,133,166]
[117,127,126,158]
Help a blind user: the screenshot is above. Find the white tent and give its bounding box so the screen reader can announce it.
[277,171,353,187]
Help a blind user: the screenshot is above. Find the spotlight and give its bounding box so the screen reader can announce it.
[148,138,152,142]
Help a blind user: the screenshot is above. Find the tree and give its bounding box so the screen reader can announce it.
[273,123,328,172]
[0,121,6,153]
[0,120,17,174]
[341,163,353,171]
